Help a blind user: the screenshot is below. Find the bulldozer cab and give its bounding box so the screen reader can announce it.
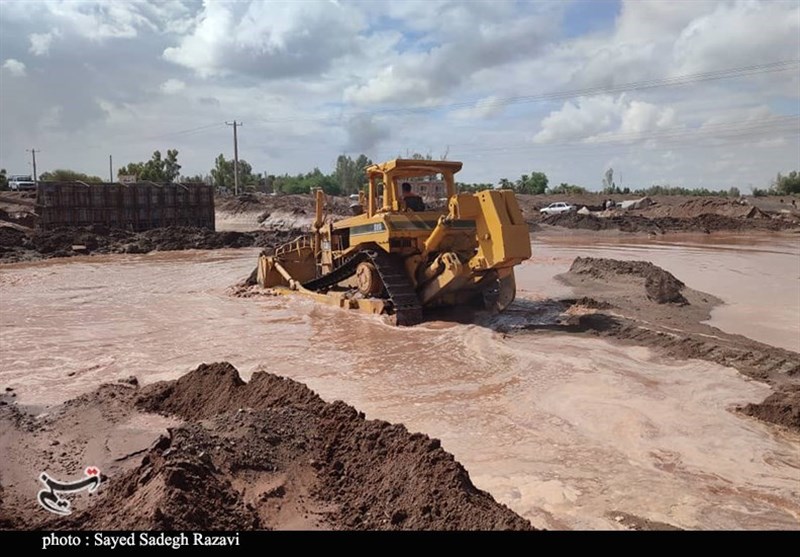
[365,159,462,217]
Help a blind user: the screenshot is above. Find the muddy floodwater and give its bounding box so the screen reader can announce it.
[1,235,798,529]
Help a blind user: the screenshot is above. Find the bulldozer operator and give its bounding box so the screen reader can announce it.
[400,182,425,212]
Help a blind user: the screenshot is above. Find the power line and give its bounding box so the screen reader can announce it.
[247,59,800,125]
[246,114,800,156]
[140,122,227,141]
[448,120,799,158]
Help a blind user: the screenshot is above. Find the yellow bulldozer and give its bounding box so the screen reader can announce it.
[256,159,531,325]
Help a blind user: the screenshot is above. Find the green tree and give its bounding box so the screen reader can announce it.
[39,169,104,183]
[118,149,181,182]
[0,169,7,190]
[163,149,181,182]
[210,154,256,191]
[333,155,357,194]
[274,168,340,195]
[333,154,374,194]
[457,182,494,193]
[515,171,548,194]
[548,182,587,195]
[775,171,800,195]
[354,154,372,192]
[179,173,210,184]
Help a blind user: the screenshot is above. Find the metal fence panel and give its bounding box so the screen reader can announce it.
[35,182,215,231]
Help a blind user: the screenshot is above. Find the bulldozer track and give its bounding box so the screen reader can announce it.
[301,248,423,326]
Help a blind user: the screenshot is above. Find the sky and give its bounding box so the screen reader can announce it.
[0,0,798,191]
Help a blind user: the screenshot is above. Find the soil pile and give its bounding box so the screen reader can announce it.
[741,385,800,430]
[215,193,265,214]
[540,212,794,234]
[568,257,687,304]
[641,198,768,220]
[217,193,353,219]
[2,363,531,530]
[0,226,303,264]
[130,363,531,530]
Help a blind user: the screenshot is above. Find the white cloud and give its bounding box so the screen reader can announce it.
[615,1,718,43]
[344,4,555,106]
[451,96,506,120]
[162,1,363,78]
[45,1,154,40]
[29,31,59,56]
[162,1,231,77]
[619,101,676,134]
[160,78,186,94]
[2,59,26,77]
[534,96,623,144]
[533,95,679,144]
[673,1,800,74]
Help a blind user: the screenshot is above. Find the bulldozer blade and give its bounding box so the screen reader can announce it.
[484,271,516,313]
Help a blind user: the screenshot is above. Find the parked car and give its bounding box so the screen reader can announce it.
[8,175,36,191]
[539,202,576,215]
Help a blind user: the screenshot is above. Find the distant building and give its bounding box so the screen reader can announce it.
[409,180,446,200]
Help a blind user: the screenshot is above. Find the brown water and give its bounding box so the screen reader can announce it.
[0,240,798,529]
[523,233,800,352]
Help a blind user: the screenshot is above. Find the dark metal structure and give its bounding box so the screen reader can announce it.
[35,182,215,231]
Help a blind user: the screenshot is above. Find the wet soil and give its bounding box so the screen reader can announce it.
[0,225,303,264]
[516,194,800,234]
[216,193,353,218]
[505,257,800,432]
[539,211,797,234]
[0,363,531,531]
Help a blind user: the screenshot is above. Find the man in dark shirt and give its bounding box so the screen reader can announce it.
[401,182,425,212]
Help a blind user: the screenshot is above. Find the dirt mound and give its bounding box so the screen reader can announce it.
[54,425,260,530]
[652,214,791,233]
[642,198,768,220]
[568,257,687,304]
[0,226,26,248]
[741,385,800,430]
[217,193,352,219]
[8,363,530,530]
[0,226,301,264]
[215,193,265,214]
[541,212,613,231]
[131,363,531,530]
[539,211,794,234]
[136,362,324,419]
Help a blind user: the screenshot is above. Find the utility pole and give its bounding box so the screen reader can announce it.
[27,148,40,182]
[225,121,242,195]
[109,155,113,183]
